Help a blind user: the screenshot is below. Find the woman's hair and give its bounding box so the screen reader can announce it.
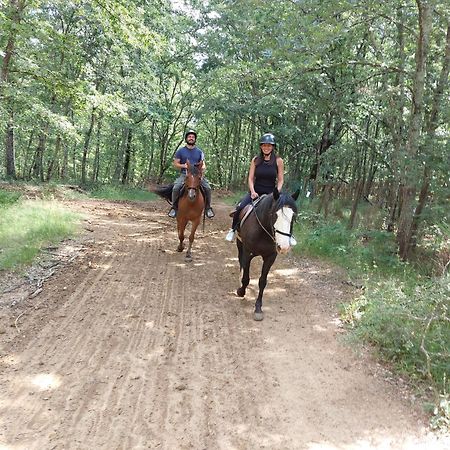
[255,150,277,166]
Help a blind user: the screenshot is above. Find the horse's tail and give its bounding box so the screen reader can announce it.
[152,184,174,204]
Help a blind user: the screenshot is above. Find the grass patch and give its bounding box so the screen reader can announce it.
[292,209,409,279]
[0,200,79,270]
[88,184,157,201]
[0,189,22,206]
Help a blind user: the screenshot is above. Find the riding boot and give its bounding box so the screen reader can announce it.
[204,187,215,218]
[168,187,180,218]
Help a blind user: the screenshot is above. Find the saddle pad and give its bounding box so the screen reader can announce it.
[239,195,266,228]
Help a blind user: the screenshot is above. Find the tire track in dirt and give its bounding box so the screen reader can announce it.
[0,199,448,449]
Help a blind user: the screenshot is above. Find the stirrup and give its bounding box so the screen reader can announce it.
[168,208,177,218]
[206,207,215,218]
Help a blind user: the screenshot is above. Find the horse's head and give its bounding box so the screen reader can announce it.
[184,161,202,201]
[271,188,299,254]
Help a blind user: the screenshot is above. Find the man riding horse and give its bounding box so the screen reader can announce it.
[168,130,215,219]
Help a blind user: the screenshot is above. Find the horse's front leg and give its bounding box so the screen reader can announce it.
[254,253,277,321]
[237,244,252,297]
[177,218,187,252]
[185,218,200,261]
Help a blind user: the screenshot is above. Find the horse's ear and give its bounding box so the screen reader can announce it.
[292,189,300,201]
[273,187,280,200]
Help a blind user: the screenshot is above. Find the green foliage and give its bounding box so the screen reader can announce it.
[0,201,79,270]
[342,277,449,414]
[293,208,406,277]
[88,184,157,201]
[0,189,21,207]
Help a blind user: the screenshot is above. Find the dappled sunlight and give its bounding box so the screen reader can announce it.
[31,373,62,391]
[313,324,328,333]
[93,262,112,271]
[224,261,237,267]
[305,434,449,450]
[273,267,300,277]
[264,286,287,295]
[145,346,166,361]
[0,354,21,367]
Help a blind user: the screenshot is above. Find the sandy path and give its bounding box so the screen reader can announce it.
[0,198,447,449]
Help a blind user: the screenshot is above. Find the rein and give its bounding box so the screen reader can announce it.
[251,198,276,243]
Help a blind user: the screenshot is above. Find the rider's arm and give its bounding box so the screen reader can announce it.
[276,157,284,191]
[173,157,187,170]
[248,158,258,199]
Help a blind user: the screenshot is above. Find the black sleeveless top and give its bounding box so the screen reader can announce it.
[254,157,278,195]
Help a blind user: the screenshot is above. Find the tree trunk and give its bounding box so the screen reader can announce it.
[146,120,156,180]
[46,135,62,181]
[5,109,16,179]
[397,0,432,260]
[32,128,48,182]
[1,1,26,179]
[121,128,133,184]
[92,117,102,183]
[81,109,96,185]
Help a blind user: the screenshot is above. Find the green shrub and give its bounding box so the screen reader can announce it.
[343,277,449,399]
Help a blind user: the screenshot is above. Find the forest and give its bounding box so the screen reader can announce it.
[1,0,449,427]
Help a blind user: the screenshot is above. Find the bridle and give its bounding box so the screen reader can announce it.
[251,198,296,245]
[184,167,201,200]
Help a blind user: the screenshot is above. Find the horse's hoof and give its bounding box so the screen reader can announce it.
[185,255,192,262]
[177,247,184,252]
[236,288,245,297]
[254,312,264,321]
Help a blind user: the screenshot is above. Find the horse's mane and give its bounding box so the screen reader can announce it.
[187,164,201,177]
[276,192,298,215]
[257,191,298,217]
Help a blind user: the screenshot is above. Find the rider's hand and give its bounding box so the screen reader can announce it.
[250,191,259,200]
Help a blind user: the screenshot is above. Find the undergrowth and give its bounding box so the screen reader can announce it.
[292,200,449,430]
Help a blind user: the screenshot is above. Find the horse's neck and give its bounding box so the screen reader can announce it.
[255,197,274,229]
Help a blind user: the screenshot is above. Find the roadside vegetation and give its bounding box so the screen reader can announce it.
[0,189,79,270]
[292,196,449,431]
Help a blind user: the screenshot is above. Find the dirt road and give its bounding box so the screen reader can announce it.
[0,198,447,449]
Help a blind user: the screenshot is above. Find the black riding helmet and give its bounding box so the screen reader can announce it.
[259,133,276,146]
[185,129,197,142]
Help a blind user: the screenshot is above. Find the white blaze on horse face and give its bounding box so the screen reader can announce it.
[274,207,294,253]
[187,188,196,201]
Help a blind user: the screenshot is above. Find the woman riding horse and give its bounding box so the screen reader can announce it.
[226,132,284,241]
[236,188,299,320]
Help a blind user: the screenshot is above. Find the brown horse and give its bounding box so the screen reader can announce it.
[153,161,205,261]
[236,188,299,320]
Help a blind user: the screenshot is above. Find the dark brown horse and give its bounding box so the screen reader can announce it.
[153,161,205,261]
[236,188,299,320]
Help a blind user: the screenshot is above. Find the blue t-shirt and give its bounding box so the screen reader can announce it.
[174,146,205,174]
